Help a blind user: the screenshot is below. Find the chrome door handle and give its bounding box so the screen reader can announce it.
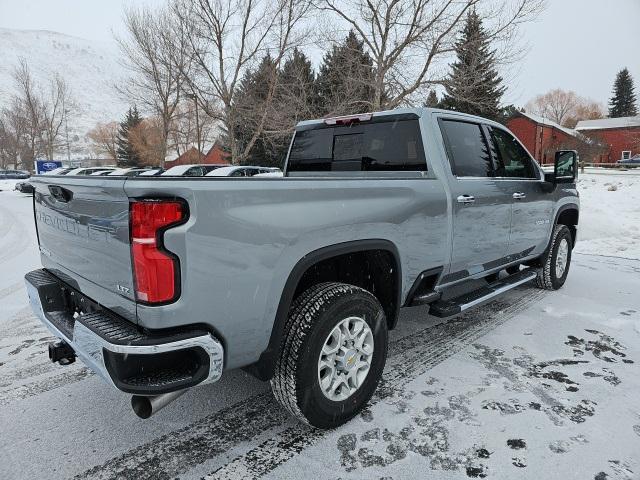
[513,192,526,200]
[457,195,475,204]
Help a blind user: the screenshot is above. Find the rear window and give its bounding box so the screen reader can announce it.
[287,119,426,172]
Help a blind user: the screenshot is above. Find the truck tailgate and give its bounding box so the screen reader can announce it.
[31,176,137,323]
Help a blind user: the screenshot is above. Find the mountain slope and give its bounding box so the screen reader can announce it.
[0,28,129,157]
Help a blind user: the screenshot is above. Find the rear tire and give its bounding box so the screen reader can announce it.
[536,224,573,290]
[270,282,388,429]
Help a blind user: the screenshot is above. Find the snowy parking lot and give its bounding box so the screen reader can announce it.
[1,171,639,480]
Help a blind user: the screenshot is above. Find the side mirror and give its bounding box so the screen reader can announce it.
[554,150,578,183]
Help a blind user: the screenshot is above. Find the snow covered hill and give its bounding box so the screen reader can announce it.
[0,28,129,157]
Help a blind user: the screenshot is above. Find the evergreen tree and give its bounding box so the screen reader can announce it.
[424,90,439,108]
[230,50,319,167]
[271,48,318,163]
[316,31,377,116]
[608,68,637,117]
[232,54,279,166]
[116,106,142,167]
[440,10,506,121]
[278,48,318,118]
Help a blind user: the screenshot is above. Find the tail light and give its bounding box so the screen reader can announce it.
[130,199,187,304]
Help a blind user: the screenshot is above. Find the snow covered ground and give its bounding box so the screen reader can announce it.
[0,172,639,479]
[575,169,640,260]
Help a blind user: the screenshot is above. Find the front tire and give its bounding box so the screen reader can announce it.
[536,224,573,290]
[270,282,388,429]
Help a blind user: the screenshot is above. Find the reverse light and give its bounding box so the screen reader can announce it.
[130,199,187,304]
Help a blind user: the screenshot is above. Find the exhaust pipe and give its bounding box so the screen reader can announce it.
[131,389,188,419]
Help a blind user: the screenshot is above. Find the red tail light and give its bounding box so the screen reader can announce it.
[130,199,187,304]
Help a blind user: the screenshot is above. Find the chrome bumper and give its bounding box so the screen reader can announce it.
[25,269,224,394]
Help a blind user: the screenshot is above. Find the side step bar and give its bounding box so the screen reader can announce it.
[429,269,538,318]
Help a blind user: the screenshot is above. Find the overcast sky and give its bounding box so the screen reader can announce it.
[0,0,637,107]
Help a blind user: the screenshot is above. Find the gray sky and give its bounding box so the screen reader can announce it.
[0,0,638,107]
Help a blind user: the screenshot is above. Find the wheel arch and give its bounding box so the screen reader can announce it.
[247,239,402,380]
[554,203,579,247]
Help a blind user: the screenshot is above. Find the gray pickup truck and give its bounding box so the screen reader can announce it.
[25,107,579,428]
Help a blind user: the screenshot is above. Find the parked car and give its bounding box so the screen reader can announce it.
[66,167,117,176]
[617,155,640,167]
[107,167,163,177]
[205,166,281,177]
[254,171,284,177]
[0,169,30,179]
[161,164,228,176]
[14,181,35,194]
[43,167,73,175]
[25,107,579,429]
[138,168,165,176]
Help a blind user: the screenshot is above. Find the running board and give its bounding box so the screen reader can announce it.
[429,270,538,318]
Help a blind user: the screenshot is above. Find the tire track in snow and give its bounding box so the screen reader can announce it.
[75,287,546,480]
[205,289,547,480]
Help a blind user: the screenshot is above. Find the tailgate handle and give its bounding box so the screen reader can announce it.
[48,185,73,203]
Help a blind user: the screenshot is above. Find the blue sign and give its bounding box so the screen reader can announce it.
[35,160,63,174]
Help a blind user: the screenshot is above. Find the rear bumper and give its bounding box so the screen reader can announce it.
[25,269,224,395]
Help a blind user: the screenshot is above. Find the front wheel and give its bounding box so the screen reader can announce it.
[270,282,388,429]
[536,224,573,290]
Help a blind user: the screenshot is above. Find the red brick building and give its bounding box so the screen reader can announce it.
[506,111,604,165]
[575,116,640,163]
[165,142,230,167]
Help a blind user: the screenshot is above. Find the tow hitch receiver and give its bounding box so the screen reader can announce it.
[48,340,76,365]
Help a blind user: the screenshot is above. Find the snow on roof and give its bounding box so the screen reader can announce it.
[518,111,579,138]
[575,116,640,131]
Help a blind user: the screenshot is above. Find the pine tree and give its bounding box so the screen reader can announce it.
[440,10,506,121]
[271,48,318,163]
[116,106,142,167]
[424,90,439,108]
[231,54,279,166]
[278,48,318,118]
[608,68,637,118]
[316,31,377,116]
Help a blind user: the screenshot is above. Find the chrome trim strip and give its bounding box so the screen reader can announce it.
[25,280,224,390]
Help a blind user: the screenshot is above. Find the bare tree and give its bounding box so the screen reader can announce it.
[10,59,75,166]
[317,0,545,110]
[526,88,605,127]
[87,121,119,160]
[129,117,165,166]
[0,100,26,169]
[42,74,74,161]
[171,0,311,164]
[12,59,46,166]
[118,5,190,167]
[168,98,216,158]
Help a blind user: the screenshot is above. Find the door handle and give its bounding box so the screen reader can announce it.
[457,195,475,204]
[512,192,526,200]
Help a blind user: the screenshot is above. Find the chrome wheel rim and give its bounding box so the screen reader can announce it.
[317,316,374,402]
[555,238,569,278]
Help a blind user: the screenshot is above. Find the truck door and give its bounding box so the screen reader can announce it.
[486,126,553,259]
[439,119,512,281]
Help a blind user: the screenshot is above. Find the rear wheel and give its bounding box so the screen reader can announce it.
[536,224,573,290]
[270,282,388,429]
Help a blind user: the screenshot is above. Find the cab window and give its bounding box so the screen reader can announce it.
[439,119,492,177]
[488,127,537,179]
